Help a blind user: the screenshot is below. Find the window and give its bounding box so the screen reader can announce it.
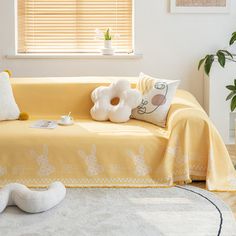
[17,0,133,54]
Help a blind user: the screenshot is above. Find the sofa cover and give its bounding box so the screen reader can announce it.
[0,77,235,191]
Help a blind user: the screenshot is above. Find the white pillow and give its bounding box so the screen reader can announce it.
[132,73,180,127]
[0,71,20,121]
[90,79,142,123]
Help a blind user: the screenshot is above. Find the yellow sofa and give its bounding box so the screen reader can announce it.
[0,77,235,191]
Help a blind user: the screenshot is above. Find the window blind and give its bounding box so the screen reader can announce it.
[18,0,133,53]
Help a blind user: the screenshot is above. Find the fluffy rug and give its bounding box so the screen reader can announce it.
[0,186,235,236]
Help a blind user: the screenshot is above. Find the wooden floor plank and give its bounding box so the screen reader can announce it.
[190,145,236,219]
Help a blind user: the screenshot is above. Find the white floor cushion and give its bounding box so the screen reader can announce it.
[0,182,66,213]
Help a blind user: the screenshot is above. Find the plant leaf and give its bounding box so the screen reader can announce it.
[104,28,110,40]
[230,32,236,46]
[204,55,214,76]
[226,85,236,91]
[234,79,236,87]
[198,56,207,70]
[216,51,226,67]
[219,50,233,59]
[231,95,236,112]
[226,91,236,101]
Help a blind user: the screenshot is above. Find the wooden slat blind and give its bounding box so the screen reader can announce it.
[18,0,133,53]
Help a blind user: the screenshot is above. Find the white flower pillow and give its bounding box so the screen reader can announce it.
[0,71,20,121]
[132,73,180,127]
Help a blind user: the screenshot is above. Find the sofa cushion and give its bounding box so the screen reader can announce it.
[0,118,169,187]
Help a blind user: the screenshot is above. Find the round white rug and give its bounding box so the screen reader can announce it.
[0,186,235,236]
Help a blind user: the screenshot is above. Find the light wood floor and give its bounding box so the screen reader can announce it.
[191,145,236,219]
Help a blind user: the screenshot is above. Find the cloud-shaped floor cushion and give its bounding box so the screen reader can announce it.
[0,182,66,213]
[90,79,142,123]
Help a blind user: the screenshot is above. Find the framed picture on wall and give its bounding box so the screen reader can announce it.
[171,0,230,13]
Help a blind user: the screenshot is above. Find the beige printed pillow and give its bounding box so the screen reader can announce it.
[132,73,180,127]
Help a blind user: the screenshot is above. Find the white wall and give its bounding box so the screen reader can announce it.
[1,0,236,105]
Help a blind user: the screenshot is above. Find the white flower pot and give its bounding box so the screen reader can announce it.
[104,40,112,49]
[101,40,114,55]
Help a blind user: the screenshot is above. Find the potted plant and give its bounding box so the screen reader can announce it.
[95,28,119,55]
[198,32,236,76]
[103,28,112,49]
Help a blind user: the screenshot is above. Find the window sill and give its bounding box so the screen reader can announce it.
[6,53,142,60]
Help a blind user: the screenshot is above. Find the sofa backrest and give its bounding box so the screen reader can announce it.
[11,77,138,119]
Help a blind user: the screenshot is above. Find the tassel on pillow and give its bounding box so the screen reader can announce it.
[18,112,29,121]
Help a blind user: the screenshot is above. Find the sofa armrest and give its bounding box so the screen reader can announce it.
[166,90,208,130]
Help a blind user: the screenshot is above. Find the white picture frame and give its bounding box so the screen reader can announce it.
[170,0,230,13]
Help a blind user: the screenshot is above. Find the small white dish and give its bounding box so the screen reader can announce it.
[101,48,114,55]
[58,120,74,126]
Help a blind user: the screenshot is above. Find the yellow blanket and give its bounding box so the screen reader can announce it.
[0,77,235,191]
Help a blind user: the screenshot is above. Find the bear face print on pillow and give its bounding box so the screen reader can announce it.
[132,73,180,127]
[0,71,20,121]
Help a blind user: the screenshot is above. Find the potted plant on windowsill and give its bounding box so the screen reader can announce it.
[95,28,119,55]
[198,32,236,76]
[104,28,112,50]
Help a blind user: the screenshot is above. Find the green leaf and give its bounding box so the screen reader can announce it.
[234,79,236,87]
[216,51,226,67]
[226,85,236,91]
[104,28,112,40]
[204,55,214,76]
[230,32,236,46]
[219,50,233,59]
[198,56,207,70]
[231,95,236,111]
[226,91,236,101]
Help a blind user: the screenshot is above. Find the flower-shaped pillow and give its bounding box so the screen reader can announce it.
[132,73,180,127]
[90,79,142,123]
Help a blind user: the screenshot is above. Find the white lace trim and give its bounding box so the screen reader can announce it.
[0,177,173,187]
